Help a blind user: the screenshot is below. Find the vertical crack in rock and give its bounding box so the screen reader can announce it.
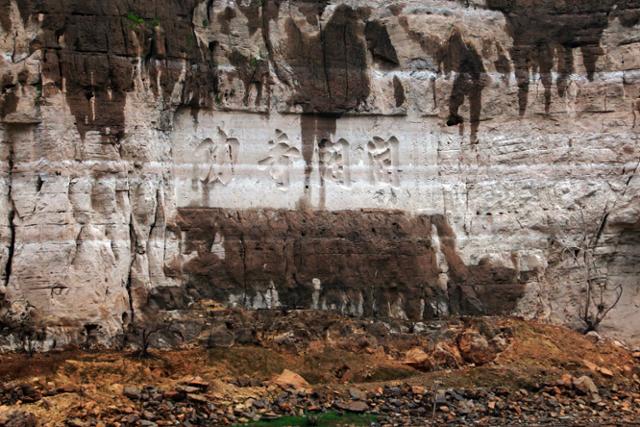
[69,226,84,267]
[4,210,14,289]
[3,129,15,288]
[260,0,287,87]
[320,21,332,103]
[125,188,137,328]
[239,227,248,307]
[128,183,166,322]
[341,23,349,102]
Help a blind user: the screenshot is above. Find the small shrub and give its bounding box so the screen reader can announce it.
[125,12,160,29]
[126,12,145,26]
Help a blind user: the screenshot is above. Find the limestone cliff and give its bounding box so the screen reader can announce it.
[0,0,639,350]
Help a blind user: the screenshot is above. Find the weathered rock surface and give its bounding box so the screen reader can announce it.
[0,0,639,349]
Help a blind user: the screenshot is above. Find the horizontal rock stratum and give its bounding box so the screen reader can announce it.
[0,0,639,350]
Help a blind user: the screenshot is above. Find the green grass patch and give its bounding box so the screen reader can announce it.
[236,411,376,426]
[126,12,145,26]
[125,12,160,29]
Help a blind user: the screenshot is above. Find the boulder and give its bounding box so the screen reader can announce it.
[573,376,599,395]
[433,342,464,369]
[183,376,209,391]
[349,388,367,401]
[458,331,497,365]
[598,367,614,378]
[272,370,310,391]
[582,360,598,372]
[335,400,369,413]
[411,385,426,395]
[123,386,142,400]
[403,348,432,370]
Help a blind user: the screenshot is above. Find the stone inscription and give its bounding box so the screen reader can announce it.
[193,128,239,187]
[319,137,351,187]
[367,136,400,187]
[258,130,301,190]
[191,128,402,192]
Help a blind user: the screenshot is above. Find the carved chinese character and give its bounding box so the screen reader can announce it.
[259,130,301,190]
[319,138,351,187]
[367,136,400,187]
[193,128,240,187]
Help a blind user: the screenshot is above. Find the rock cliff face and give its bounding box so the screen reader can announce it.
[0,0,639,350]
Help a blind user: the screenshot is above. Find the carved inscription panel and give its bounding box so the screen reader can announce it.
[192,128,240,187]
[367,136,400,187]
[172,111,434,210]
[259,130,301,190]
[319,138,351,187]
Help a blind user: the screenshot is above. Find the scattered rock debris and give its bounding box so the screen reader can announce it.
[0,311,637,426]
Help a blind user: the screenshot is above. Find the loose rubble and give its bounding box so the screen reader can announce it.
[0,312,637,426]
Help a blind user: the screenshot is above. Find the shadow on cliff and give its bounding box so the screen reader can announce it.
[153,209,528,322]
